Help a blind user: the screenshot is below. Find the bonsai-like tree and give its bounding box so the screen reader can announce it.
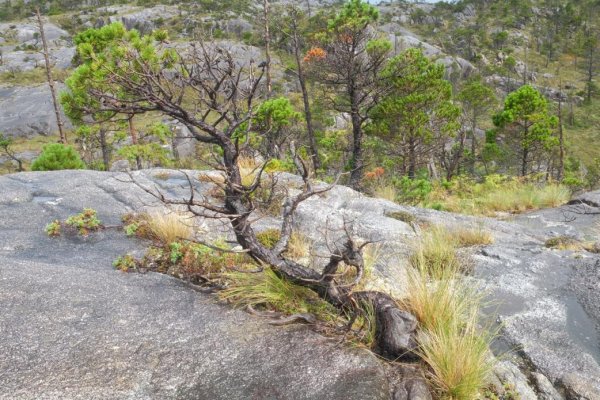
[63,22,417,360]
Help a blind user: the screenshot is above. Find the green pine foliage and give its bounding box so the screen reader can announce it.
[31,143,86,171]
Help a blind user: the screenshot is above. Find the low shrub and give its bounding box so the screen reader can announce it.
[31,143,86,171]
[256,228,281,249]
[65,208,102,236]
[113,254,138,272]
[45,208,102,237]
[45,220,61,237]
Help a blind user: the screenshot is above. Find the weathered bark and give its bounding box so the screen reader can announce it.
[263,0,272,96]
[1,146,23,172]
[557,94,564,181]
[98,128,111,171]
[586,40,595,103]
[408,135,416,179]
[75,39,417,361]
[291,14,320,172]
[36,7,66,144]
[349,118,364,188]
[470,111,478,174]
[522,143,529,177]
[127,115,142,170]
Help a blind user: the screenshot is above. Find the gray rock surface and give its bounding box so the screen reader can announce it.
[0,170,392,400]
[292,181,600,397]
[0,83,71,138]
[493,361,539,400]
[532,372,564,400]
[2,169,600,398]
[0,21,73,73]
[561,373,600,400]
[106,5,181,33]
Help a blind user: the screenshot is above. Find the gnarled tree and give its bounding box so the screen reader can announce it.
[63,22,417,361]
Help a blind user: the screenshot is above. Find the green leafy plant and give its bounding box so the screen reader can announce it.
[256,229,282,249]
[124,222,139,236]
[45,220,61,237]
[31,143,86,171]
[169,241,184,264]
[65,208,102,236]
[113,254,137,272]
[45,208,102,237]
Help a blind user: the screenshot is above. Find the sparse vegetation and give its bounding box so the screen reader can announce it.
[45,208,102,237]
[112,254,137,272]
[0,67,71,86]
[403,226,496,399]
[256,228,282,249]
[144,211,193,244]
[220,268,339,321]
[285,231,312,261]
[45,220,61,236]
[385,210,416,224]
[544,235,599,253]
[409,226,464,276]
[422,176,571,216]
[454,227,495,248]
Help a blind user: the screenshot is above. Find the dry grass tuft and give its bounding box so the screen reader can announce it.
[409,226,464,277]
[374,184,398,202]
[422,176,571,216]
[145,211,193,244]
[417,310,496,400]
[544,235,600,253]
[402,225,496,399]
[453,227,494,247]
[285,231,312,261]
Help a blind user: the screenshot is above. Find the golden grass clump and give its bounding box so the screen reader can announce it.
[453,227,494,247]
[145,211,193,244]
[417,310,495,400]
[422,175,571,216]
[374,184,398,202]
[544,235,600,253]
[402,225,496,399]
[409,226,464,277]
[285,231,312,261]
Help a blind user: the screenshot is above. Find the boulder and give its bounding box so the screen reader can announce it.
[0,170,391,400]
[532,372,564,400]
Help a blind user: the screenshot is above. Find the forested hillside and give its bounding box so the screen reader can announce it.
[0,0,598,216]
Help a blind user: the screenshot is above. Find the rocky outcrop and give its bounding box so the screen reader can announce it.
[0,170,391,400]
[0,21,74,74]
[383,26,476,78]
[1,169,600,398]
[0,84,70,138]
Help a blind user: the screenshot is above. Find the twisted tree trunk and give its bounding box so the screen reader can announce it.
[218,142,417,361]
